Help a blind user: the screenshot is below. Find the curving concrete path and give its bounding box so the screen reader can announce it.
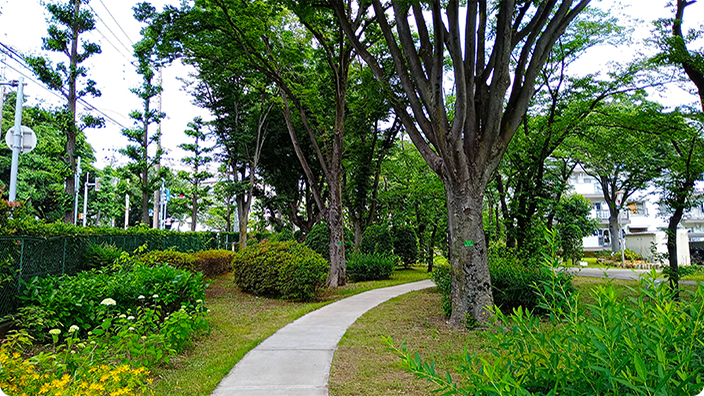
[563,267,701,285]
[210,279,435,396]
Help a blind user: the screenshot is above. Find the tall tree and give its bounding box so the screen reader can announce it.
[568,98,668,253]
[119,37,165,225]
[344,65,401,247]
[653,0,704,110]
[178,117,214,231]
[190,62,274,248]
[25,0,103,223]
[144,1,376,286]
[331,0,591,325]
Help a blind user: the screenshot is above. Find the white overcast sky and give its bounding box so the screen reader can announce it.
[0,0,703,169]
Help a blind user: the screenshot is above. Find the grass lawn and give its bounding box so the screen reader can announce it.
[328,276,701,395]
[150,266,430,396]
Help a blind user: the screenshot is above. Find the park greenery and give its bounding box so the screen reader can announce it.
[0,0,704,393]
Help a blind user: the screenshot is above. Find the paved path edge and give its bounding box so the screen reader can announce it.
[210,279,436,396]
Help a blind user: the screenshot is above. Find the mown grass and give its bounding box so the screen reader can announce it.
[151,266,430,396]
[329,276,701,395]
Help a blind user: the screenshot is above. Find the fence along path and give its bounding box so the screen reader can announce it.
[0,232,239,317]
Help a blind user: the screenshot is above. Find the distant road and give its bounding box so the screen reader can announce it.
[561,267,701,286]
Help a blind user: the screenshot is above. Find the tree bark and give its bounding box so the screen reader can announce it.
[63,0,82,224]
[236,194,251,250]
[326,175,347,287]
[608,211,620,253]
[447,187,494,327]
[666,208,684,300]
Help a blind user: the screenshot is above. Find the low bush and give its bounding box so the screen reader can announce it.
[623,248,643,261]
[80,242,124,271]
[192,249,236,277]
[1,300,209,395]
[392,226,418,268]
[140,249,198,272]
[391,233,704,395]
[305,222,354,261]
[346,253,396,282]
[360,224,393,256]
[232,240,329,301]
[15,260,205,342]
[431,238,574,316]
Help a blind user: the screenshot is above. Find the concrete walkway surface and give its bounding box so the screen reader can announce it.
[210,279,435,396]
[564,267,701,285]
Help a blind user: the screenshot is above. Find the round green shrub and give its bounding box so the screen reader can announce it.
[392,226,418,267]
[140,249,198,272]
[360,224,393,256]
[192,249,236,277]
[346,252,396,282]
[231,240,329,301]
[304,222,354,261]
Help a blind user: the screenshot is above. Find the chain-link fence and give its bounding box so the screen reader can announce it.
[0,232,239,317]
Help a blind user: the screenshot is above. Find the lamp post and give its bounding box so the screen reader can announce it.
[616,190,626,267]
[4,77,23,202]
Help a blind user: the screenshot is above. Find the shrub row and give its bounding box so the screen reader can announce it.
[346,252,396,282]
[431,249,574,316]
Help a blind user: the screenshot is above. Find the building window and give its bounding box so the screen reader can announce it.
[627,201,647,216]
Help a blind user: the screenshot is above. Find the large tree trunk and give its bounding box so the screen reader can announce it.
[325,170,347,287]
[236,194,251,250]
[447,187,494,327]
[666,203,686,300]
[608,211,620,253]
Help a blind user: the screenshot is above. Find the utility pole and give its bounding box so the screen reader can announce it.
[82,172,97,227]
[73,156,82,225]
[8,77,24,202]
[124,182,130,229]
[152,67,163,228]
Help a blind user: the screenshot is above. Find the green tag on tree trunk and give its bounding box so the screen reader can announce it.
[338,242,343,245]
[464,240,474,247]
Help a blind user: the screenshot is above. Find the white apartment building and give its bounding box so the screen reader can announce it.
[567,166,694,265]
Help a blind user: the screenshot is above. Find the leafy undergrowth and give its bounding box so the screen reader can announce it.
[150,266,430,396]
[329,277,701,396]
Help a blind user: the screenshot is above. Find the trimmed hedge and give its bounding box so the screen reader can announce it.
[232,240,329,301]
[192,249,236,277]
[140,249,199,272]
[347,253,396,282]
[360,224,393,256]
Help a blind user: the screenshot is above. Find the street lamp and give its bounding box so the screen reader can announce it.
[2,77,35,202]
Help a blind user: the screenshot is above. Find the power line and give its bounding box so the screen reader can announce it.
[89,27,133,64]
[1,52,131,130]
[86,3,134,59]
[96,0,136,47]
